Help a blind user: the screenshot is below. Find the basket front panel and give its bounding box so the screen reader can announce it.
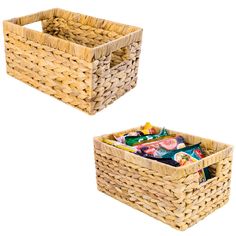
[95,147,185,229]
[4,31,94,113]
[91,42,141,113]
[94,143,232,230]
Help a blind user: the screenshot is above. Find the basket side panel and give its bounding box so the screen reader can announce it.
[4,27,94,114]
[180,154,232,230]
[90,41,141,113]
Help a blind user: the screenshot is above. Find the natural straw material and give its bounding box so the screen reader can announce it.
[3,9,142,114]
[94,126,233,230]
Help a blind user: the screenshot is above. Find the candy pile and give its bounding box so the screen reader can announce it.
[102,122,210,183]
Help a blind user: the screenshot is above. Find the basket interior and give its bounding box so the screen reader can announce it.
[43,17,121,48]
[111,126,228,151]
[40,9,139,47]
[103,125,229,172]
[41,17,131,66]
[41,12,138,64]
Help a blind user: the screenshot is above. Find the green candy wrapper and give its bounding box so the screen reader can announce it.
[125,128,169,146]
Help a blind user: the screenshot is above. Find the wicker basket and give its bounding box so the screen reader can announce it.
[3,9,142,114]
[94,126,233,230]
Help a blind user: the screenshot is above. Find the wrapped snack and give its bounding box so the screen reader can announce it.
[102,138,179,167]
[114,131,143,143]
[136,136,186,158]
[114,122,156,143]
[141,122,157,135]
[125,128,169,146]
[102,138,137,153]
[162,143,211,183]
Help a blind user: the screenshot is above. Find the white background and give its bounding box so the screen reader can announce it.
[0,0,235,235]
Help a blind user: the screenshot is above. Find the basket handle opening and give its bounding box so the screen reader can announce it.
[197,158,230,188]
[8,9,56,26]
[187,147,233,187]
[110,46,130,69]
[23,21,43,32]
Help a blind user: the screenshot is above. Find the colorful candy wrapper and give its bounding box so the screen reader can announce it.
[102,138,137,153]
[136,136,186,158]
[162,143,211,183]
[114,122,157,143]
[102,138,180,167]
[125,128,169,146]
[114,131,143,144]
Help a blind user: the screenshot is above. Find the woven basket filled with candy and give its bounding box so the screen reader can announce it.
[94,122,233,230]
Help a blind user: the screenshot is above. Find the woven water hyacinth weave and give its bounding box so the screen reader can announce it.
[94,126,233,230]
[3,8,142,114]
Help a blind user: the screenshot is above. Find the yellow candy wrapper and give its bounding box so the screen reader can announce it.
[102,138,137,153]
[141,122,157,135]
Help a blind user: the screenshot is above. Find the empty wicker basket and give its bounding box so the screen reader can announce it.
[3,8,142,114]
[94,125,233,230]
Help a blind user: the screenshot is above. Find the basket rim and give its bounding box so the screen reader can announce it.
[3,8,143,61]
[94,125,233,178]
